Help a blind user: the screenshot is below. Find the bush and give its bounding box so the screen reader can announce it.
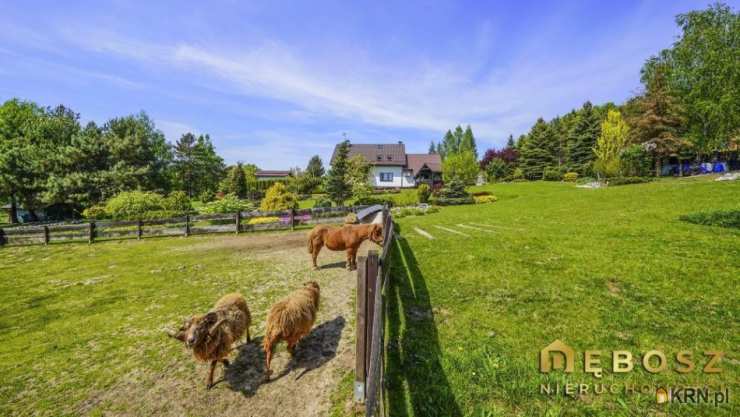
[392,189,419,207]
[607,177,653,186]
[260,182,299,211]
[431,178,474,205]
[392,206,440,219]
[563,172,579,182]
[543,167,563,181]
[417,183,431,204]
[104,191,165,220]
[473,195,498,204]
[162,191,192,213]
[314,197,333,208]
[344,213,358,224]
[82,205,109,219]
[431,196,475,206]
[355,194,395,207]
[512,167,524,181]
[138,210,182,221]
[247,216,280,225]
[485,158,510,182]
[202,193,254,214]
[620,144,652,177]
[679,210,740,229]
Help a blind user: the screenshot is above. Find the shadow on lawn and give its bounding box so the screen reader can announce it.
[223,316,345,396]
[386,233,462,417]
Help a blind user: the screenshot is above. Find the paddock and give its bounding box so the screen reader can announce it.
[0,229,377,417]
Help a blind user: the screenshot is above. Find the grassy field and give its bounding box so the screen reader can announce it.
[386,176,739,416]
[0,229,364,417]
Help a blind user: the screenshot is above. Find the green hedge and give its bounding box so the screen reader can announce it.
[608,177,653,186]
[679,210,740,229]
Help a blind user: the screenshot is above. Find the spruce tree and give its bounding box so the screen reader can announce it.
[506,134,515,148]
[428,140,437,154]
[460,125,478,159]
[519,119,557,180]
[306,155,325,178]
[567,102,601,175]
[223,163,247,198]
[325,140,352,205]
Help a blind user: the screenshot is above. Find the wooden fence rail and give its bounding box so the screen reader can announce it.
[355,207,394,417]
[0,205,366,248]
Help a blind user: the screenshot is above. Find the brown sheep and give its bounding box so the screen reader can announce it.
[168,293,251,389]
[263,281,320,379]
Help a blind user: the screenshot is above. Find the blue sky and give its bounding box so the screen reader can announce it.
[0,0,725,169]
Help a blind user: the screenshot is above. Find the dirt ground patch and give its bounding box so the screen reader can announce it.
[77,230,377,417]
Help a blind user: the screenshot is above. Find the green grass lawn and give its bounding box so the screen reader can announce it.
[386,176,739,416]
[0,230,358,417]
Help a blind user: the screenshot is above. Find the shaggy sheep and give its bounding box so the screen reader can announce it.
[168,293,251,389]
[263,281,320,379]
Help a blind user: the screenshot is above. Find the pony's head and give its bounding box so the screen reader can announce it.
[369,223,383,244]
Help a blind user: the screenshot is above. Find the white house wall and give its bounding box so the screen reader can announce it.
[369,166,416,188]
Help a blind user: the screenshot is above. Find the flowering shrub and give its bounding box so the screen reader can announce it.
[473,195,498,204]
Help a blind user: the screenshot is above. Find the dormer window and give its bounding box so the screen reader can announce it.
[377,155,382,160]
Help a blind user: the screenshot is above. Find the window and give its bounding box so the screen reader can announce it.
[379,172,394,182]
[386,155,392,160]
[376,154,382,160]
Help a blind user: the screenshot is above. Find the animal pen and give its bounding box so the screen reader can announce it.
[355,206,394,417]
[0,206,364,247]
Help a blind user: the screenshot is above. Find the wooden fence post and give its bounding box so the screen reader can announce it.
[365,251,379,378]
[235,212,241,234]
[289,208,295,231]
[43,225,50,245]
[0,228,5,246]
[184,215,191,237]
[355,255,368,403]
[137,220,143,240]
[89,221,96,244]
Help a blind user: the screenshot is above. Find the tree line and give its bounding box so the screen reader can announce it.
[478,3,738,181]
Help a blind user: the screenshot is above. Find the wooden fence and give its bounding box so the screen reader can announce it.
[355,207,394,417]
[0,206,363,247]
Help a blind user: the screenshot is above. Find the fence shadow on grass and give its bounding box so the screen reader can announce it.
[224,316,345,396]
[386,234,462,417]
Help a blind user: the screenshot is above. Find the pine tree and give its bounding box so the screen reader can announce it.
[460,125,478,159]
[519,119,557,180]
[439,129,457,159]
[428,140,437,154]
[306,155,325,178]
[567,102,601,175]
[506,134,515,148]
[325,140,352,205]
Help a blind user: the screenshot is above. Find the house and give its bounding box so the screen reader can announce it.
[331,142,443,188]
[255,170,292,181]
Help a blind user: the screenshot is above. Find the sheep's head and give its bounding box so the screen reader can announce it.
[168,312,225,349]
[303,280,320,291]
[369,223,383,244]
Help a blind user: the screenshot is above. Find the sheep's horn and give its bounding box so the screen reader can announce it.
[209,318,227,335]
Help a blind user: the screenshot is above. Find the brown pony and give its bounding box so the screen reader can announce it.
[308,223,383,270]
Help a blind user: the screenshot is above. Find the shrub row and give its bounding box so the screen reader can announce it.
[679,210,740,229]
[607,177,653,186]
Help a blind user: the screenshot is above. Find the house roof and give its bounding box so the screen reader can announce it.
[255,170,291,177]
[406,153,442,176]
[332,143,407,166]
